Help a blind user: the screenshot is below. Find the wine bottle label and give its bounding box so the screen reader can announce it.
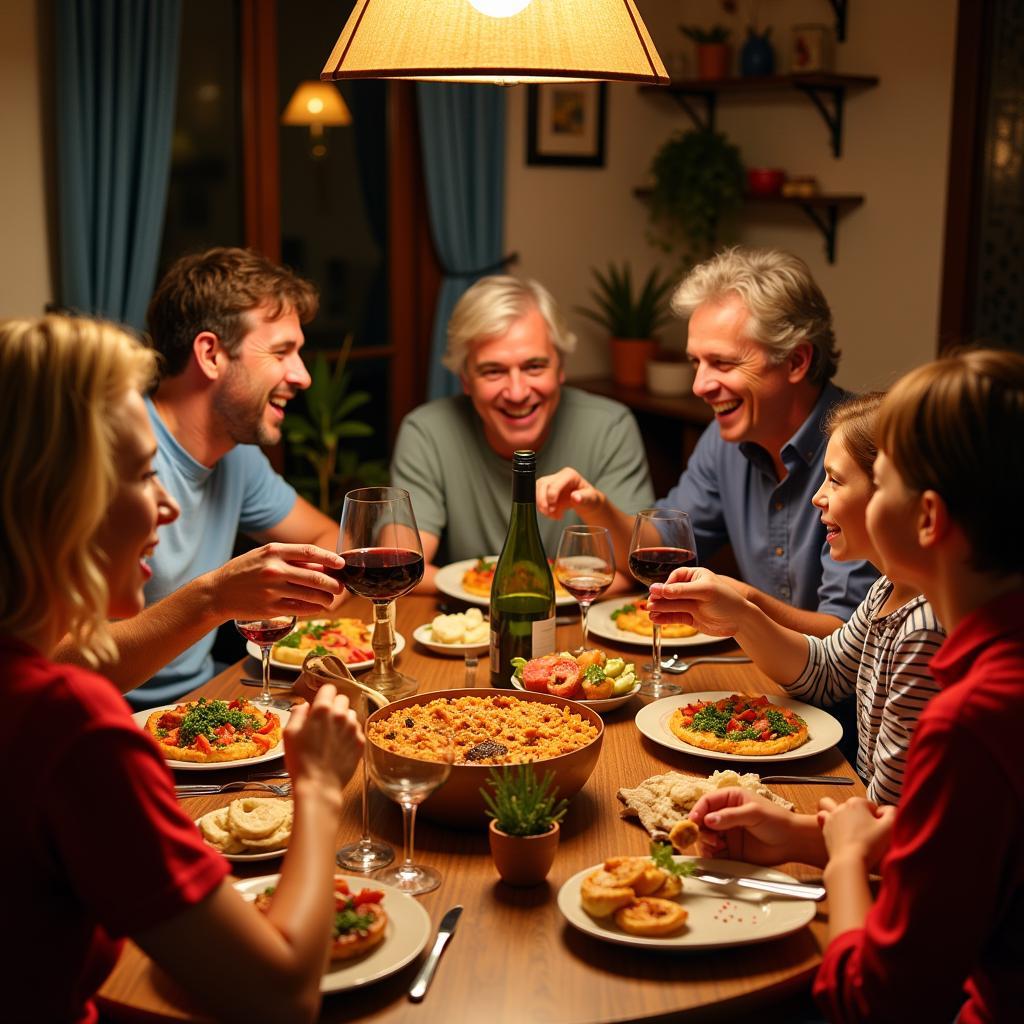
[531,616,556,658]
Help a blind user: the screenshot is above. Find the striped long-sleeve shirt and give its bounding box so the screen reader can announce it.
[785,575,944,804]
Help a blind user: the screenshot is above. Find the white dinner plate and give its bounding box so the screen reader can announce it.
[131,702,290,771]
[247,620,406,674]
[234,873,431,992]
[434,556,576,608]
[412,622,490,657]
[509,673,640,714]
[557,855,817,951]
[586,596,731,649]
[634,691,843,763]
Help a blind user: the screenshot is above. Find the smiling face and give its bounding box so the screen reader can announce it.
[213,302,311,447]
[94,391,180,618]
[686,293,814,455]
[866,451,927,590]
[811,427,876,563]
[460,305,564,459]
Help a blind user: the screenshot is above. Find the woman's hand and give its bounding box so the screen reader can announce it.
[818,796,895,871]
[647,567,752,637]
[283,683,364,797]
[688,788,818,865]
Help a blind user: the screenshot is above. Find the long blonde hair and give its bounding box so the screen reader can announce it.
[0,315,156,664]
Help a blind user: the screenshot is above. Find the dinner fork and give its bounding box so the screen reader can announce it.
[642,654,752,673]
[174,780,292,797]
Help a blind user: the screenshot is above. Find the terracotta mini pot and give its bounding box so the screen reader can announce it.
[696,43,730,80]
[488,819,560,887]
[610,337,658,389]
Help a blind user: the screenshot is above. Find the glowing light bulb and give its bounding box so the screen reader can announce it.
[467,0,532,17]
[307,97,325,115]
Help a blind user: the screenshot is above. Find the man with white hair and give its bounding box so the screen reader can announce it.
[538,248,877,637]
[390,275,653,591]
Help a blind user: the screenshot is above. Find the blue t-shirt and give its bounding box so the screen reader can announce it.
[125,399,297,709]
[658,383,877,619]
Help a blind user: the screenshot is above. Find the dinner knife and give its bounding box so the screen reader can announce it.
[408,905,463,1001]
[689,869,825,901]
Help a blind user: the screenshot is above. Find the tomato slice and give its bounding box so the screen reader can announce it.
[353,888,384,906]
[252,733,272,753]
[546,658,582,699]
[257,715,277,734]
[737,709,757,722]
[194,734,212,755]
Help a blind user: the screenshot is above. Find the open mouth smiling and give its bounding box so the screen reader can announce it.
[709,399,741,416]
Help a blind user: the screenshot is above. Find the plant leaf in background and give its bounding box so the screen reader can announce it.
[283,334,388,516]
[576,262,676,339]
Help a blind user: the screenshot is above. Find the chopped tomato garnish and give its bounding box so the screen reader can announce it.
[194,734,212,755]
[252,734,272,752]
[748,695,769,707]
[353,889,384,906]
[737,709,757,722]
[257,716,277,735]
[726,718,743,733]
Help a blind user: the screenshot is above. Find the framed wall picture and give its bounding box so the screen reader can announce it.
[526,83,607,167]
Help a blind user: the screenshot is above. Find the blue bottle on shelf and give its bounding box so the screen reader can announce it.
[740,28,775,77]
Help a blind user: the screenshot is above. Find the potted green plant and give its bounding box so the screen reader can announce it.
[647,129,745,266]
[679,24,731,79]
[482,765,569,886]
[283,334,388,516]
[576,262,676,389]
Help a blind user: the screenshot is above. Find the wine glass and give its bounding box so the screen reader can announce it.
[554,525,615,649]
[335,681,394,872]
[337,487,424,699]
[628,508,697,700]
[234,616,297,709]
[366,727,455,895]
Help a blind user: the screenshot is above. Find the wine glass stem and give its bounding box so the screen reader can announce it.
[371,600,395,675]
[464,654,478,687]
[401,801,418,871]
[359,757,371,840]
[260,646,272,705]
[651,623,662,683]
[580,601,592,648]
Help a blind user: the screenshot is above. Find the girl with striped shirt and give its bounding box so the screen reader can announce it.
[648,393,943,803]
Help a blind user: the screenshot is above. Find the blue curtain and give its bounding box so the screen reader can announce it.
[416,84,506,399]
[56,0,182,330]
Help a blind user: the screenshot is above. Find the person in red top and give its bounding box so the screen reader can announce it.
[0,315,363,1024]
[677,348,1024,1022]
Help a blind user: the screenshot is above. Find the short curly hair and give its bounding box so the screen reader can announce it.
[147,247,318,378]
[672,247,839,386]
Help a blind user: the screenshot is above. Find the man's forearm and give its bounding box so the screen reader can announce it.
[742,586,844,637]
[53,575,223,692]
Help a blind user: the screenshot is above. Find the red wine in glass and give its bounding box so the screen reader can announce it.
[559,572,615,604]
[235,620,297,646]
[338,547,425,601]
[628,547,696,587]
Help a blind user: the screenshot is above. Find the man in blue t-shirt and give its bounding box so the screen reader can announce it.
[537,247,877,638]
[56,248,345,707]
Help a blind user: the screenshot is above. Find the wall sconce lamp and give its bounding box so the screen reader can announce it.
[321,0,668,86]
[281,81,352,158]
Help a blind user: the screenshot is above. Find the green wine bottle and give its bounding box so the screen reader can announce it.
[489,450,556,688]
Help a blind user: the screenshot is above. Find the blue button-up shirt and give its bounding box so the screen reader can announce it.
[657,383,878,619]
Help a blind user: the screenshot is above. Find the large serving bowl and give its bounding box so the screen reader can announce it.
[365,688,604,829]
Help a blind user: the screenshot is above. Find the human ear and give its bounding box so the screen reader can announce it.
[916,490,950,549]
[786,341,815,383]
[193,331,225,381]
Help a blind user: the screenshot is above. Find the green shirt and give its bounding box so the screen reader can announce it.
[390,387,654,564]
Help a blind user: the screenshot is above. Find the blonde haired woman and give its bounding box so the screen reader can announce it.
[0,316,362,1024]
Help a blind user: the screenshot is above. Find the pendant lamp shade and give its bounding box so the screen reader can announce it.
[321,0,669,86]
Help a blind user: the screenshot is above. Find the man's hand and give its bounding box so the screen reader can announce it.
[647,567,749,637]
[208,543,344,619]
[818,796,895,871]
[688,788,811,865]
[536,467,605,521]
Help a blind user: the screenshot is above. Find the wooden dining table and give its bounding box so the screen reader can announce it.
[98,592,864,1024]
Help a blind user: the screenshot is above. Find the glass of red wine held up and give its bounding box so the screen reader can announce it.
[628,508,697,699]
[337,487,424,699]
[235,616,297,710]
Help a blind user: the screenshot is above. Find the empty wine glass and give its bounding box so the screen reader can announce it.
[234,616,296,710]
[628,508,697,699]
[366,727,455,895]
[337,487,424,699]
[554,525,615,649]
[335,681,394,873]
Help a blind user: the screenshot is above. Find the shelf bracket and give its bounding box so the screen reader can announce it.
[667,90,717,133]
[827,0,849,42]
[796,202,840,263]
[794,82,846,158]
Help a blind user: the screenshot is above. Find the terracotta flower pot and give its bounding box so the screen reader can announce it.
[488,819,560,887]
[697,42,730,80]
[610,337,658,390]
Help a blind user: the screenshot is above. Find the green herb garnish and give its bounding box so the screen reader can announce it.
[583,663,607,683]
[610,603,636,621]
[650,841,697,877]
[334,907,376,937]
[276,632,302,648]
[178,698,259,746]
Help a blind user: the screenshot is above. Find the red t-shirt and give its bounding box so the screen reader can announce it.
[0,637,229,1023]
[813,591,1024,1023]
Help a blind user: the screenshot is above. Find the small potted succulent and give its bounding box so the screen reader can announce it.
[576,262,676,389]
[482,765,569,886]
[679,24,731,80]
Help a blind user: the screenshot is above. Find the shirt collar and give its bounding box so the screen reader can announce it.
[739,382,845,473]
[145,396,214,484]
[930,588,1024,686]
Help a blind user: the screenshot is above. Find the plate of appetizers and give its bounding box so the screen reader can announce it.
[435,556,576,608]
[586,597,731,649]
